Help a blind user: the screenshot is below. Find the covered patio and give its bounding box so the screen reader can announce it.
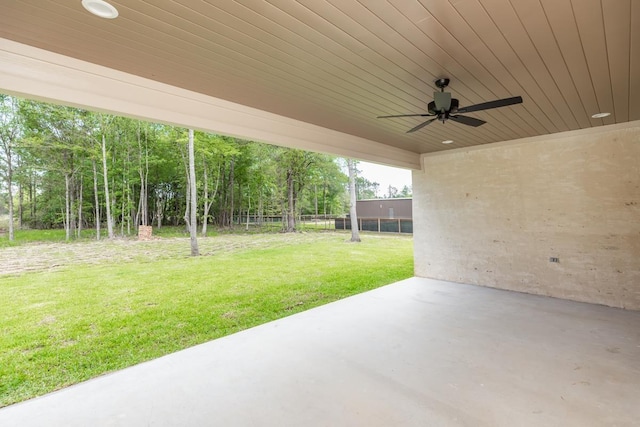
[1,1,639,424]
[1,278,639,426]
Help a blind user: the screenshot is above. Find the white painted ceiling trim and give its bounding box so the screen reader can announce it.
[0,38,420,170]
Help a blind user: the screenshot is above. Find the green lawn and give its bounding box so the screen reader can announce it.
[0,232,413,407]
[0,222,336,248]
[0,228,68,248]
[0,226,204,248]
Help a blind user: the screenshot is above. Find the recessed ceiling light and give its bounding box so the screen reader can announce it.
[82,0,119,19]
[591,112,611,119]
[442,140,454,144]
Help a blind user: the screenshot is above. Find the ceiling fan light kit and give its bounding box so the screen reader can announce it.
[377,78,523,134]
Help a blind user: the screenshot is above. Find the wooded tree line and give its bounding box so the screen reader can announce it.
[355,176,412,200]
[0,95,412,241]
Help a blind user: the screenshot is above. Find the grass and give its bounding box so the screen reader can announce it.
[0,222,337,248]
[0,226,195,248]
[0,228,68,248]
[0,232,413,407]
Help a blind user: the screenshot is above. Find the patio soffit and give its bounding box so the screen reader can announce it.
[0,0,638,168]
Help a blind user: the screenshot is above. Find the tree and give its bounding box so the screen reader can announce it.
[4,95,358,235]
[398,185,412,198]
[92,159,101,239]
[200,154,220,235]
[186,129,199,256]
[101,132,114,238]
[278,149,322,232]
[19,101,92,240]
[355,176,379,200]
[347,159,360,242]
[296,155,346,217]
[196,133,237,235]
[242,142,281,226]
[136,122,149,228]
[0,95,21,241]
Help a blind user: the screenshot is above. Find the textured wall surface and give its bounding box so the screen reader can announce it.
[413,124,640,310]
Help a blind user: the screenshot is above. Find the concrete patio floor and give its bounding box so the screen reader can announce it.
[1,277,639,426]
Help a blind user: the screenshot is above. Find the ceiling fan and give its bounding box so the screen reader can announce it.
[377,78,523,133]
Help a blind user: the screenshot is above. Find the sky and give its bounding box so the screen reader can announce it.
[356,161,412,197]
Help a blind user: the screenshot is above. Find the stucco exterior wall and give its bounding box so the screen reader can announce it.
[413,124,640,310]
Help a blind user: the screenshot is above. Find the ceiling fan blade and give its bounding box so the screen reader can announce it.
[377,113,433,118]
[407,118,438,133]
[457,96,523,113]
[449,115,486,127]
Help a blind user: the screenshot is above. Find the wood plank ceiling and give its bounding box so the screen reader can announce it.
[0,0,637,154]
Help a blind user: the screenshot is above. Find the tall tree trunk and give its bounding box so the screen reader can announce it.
[347,159,361,242]
[314,184,318,222]
[111,176,117,234]
[6,151,14,241]
[285,169,296,232]
[155,193,164,228]
[201,160,221,236]
[144,147,149,226]
[183,155,190,233]
[17,163,23,230]
[228,158,235,227]
[64,173,71,241]
[219,159,227,227]
[323,182,327,216]
[125,158,131,235]
[28,175,33,226]
[187,129,199,256]
[201,162,209,236]
[125,153,131,235]
[137,124,148,227]
[245,186,251,231]
[101,134,114,238]
[77,174,83,238]
[92,160,101,240]
[135,190,142,230]
[69,172,77,238]
[31,173,37,227]
[0,97,17,240]
[257,189,263,226]
[237,183,242,226]
[120,178,126,237]
[18,183,23,229]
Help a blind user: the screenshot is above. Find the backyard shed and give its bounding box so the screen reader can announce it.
[356,198,412,219]
[336,198,414,233]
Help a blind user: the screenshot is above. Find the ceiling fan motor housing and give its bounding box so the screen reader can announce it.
[429,96,459,115]
[433,91,451,112]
